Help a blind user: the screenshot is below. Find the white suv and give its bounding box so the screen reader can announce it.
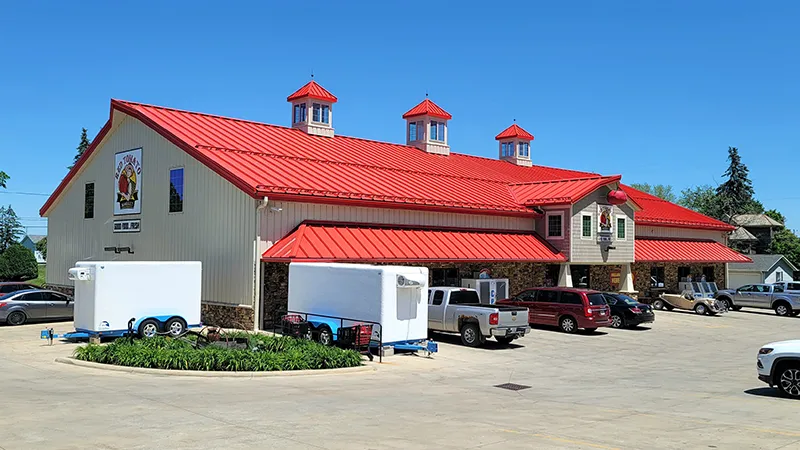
[758,340,800,398]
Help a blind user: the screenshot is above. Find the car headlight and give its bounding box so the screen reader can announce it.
[759,348,774,355]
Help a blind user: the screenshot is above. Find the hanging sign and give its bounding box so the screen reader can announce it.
[114,148,142,215]
[597,204,613,235]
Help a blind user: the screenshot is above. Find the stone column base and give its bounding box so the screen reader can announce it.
[201,303,254,330]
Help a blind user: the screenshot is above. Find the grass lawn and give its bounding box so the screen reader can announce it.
[30,264,46,287]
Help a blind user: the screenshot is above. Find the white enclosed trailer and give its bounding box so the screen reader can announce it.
[287,263,434,351]
[68,261,202,337]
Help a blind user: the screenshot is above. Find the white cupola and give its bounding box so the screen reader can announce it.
[495,122,534,167]
[287,78,337,138]
[403,96,452,156]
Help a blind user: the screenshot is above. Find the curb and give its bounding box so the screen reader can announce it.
[55,357,376,378]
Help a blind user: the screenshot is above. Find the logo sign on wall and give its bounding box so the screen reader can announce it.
[597,204,614,236]
[114,148,142,215]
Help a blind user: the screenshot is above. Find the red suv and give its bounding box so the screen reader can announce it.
[497,287,611,333]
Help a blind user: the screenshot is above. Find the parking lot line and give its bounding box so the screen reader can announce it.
[500,428,621,450]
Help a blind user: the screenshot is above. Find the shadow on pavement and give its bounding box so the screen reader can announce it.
[428,331,525,350]
[744,387,783,398]
[528,324,609,336]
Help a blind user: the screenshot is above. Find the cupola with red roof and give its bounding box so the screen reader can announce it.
[495,122,534,167]
[287,78,337,138]
[403,96,452,156]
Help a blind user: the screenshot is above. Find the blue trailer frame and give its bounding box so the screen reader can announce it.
[41,314,200,342]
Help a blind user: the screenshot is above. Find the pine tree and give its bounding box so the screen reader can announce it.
[0,206,23,253]
[716,147,759,221]
[0,171,8,188]
[69,128,92,170]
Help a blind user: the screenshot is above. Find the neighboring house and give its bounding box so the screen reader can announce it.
[19,234,46,264]
[731,214,784,254]
[39,80,748,330]
[727,254,797,288]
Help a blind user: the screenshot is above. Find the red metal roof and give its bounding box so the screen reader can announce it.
[262,222,566,263]
[635,238,751,263]
[510,176,621,206]
[402,98,452,120]
[622,185,735,231]
[286,80,338,103]
[495,124,534,141]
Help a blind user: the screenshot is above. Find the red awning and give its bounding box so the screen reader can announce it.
[262,222,566,263]
[635,238,752,263]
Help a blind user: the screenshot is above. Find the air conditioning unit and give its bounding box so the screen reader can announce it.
[460,278,509,305]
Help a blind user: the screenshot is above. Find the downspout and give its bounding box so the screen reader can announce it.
[254,196,269,330]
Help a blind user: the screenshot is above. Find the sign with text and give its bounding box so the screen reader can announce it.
[597,204,613,235]
[113,219,141,233]
[114,148,142,215]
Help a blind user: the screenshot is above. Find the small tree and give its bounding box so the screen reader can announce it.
[630,183,677,202]
[68,128,92,170]
[35,236,47,260]
[0,244,38,281]
[0,206,23,253]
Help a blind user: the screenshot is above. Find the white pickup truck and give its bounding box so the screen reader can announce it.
[428,287,530,347]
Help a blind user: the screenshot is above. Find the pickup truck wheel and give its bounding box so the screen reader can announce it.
[775,302,792,317]
[559,316,577,334]
[719,298,733,310]
[460,323,482,347]
[777,363,800,398]
[496,336,515,345]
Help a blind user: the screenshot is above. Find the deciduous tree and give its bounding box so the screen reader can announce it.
[630,183,677,202]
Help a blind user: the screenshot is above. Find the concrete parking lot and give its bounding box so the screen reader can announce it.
[2,310,800,450]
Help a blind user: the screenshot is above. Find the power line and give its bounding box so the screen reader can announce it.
[0,191,50,197]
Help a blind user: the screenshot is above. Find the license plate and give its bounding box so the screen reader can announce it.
[600,312,606,316]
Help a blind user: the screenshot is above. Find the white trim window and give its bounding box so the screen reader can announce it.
[776,271,784,282]
[408,122,417,141]
[581,213,592,240]
[546,211,564,240]
[616,216,626,240]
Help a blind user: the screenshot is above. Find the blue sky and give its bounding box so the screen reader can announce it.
[1,1,798,233]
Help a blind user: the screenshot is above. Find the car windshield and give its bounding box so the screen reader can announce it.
[612,294,639,305]
[587,293,607,306]
[449,290,481,305]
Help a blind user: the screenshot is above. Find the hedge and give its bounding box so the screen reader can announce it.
[73,334,363,371]
[0,244,38,281]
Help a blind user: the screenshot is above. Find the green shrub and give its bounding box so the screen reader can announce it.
[0,244,38,281]
[73,334,363,371]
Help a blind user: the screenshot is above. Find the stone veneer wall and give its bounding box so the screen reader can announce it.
[632,263,726,299]
[201,303,254,329]
[588,265,624,292]
[262,262,290,328]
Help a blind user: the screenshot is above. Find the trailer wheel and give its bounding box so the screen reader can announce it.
[165,317,187,337]
[317,326,334,346]
[138,319,160,338]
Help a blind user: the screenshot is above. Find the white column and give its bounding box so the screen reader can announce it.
[620,263,635,293]
[558,264,573,287]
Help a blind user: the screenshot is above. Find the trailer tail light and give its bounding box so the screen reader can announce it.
[630,307,642,314]
[489,313,499,325]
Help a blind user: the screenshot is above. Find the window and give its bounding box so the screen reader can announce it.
[603,295,618,305]
[449,290,480,305]
[702,266,715,282]
[571,265,590,288]
[431,268,459,287]
[518,142,529,158]
[616,217,626,239]
[560,292,582,305]
[774,284,784,293]
[737,285,753,292]
[678,267,691,282]
[650,266,665,288]
[84,183,94,219]
[544,265,560,287]
[777,271,784,282]
[538,290,559,303]
[517,290,538,302]
[169,168,184,213]
[431,290,444,306]
[789,283,800,291]
[546,212,563,239]
[409,122,417,141]
[293,103,306,123]
[587,293,607,306]
[611,293,639,306]
[501,142,513,157]
[430,121,445,141]
[312,103,329,123]
[581,214,592,239]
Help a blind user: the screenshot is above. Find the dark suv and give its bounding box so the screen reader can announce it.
[497,287,611,333]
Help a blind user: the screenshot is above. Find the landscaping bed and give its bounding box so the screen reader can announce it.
[73,333,363,371]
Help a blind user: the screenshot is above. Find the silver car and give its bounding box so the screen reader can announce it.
[0,289,74,325]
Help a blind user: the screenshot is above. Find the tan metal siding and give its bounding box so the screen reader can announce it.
[635,225,727,243]
[45,113,255,306]
[259,201,534,252]
[569,187,635,263]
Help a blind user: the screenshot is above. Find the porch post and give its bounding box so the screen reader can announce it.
[620,263,635,293]
[558,263,573,287]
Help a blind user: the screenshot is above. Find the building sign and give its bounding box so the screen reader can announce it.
[113,219,141,233]
[597,204,613,236]
[610,269,621,290]
[114,148,142,215]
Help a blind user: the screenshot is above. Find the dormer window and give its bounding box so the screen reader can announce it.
[409,122,418,141]
[495,123,534,167]
[501,142,514,157]
[312,103,330,124]
[430,121,445,142]
[518,142,530,158]
[293,103,307,124]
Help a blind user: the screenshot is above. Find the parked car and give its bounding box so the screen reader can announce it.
[601,293,655,328]
[496,287,611,333]
[0,282,40,294]
[716,284,800,316]
[757,340,800,398]
[0,289,74,325]
[655,291,727,315]
[428,287,530,347]
[773,282,800,294]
